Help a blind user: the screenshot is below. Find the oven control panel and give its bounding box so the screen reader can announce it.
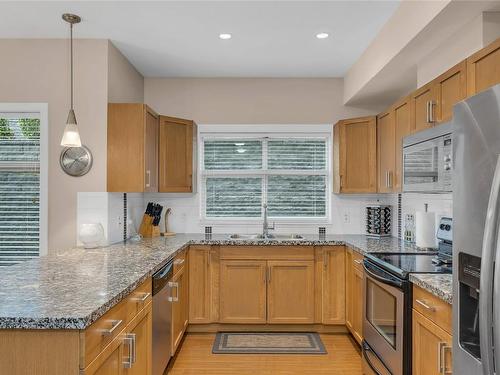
[436,217,452,242]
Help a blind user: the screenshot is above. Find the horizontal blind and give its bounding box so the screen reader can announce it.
[268,139,326,170]
[204,140,262,170]
[0,117,40,266]
[267,175,326,217]
[205,177,262,217]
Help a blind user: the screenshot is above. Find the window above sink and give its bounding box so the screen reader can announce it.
[199,126,331,224]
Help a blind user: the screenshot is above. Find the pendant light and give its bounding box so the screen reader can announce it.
[61,13,82,147]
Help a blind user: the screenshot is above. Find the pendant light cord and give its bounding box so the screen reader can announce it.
[70,22,74,111]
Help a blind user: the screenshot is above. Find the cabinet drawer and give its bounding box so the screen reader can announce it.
[220,246,314,260]
[82,278,152,368]
[412,285,452,334]
[173,249,187,275]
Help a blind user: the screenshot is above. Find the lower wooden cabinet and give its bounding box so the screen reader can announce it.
[267,260,315,324]
[321,246,346,325]
[188,246,213,323]
[219,260,267,323]
[84,303,152,375]
[413,309,452,375]
[171,264,189,355]
[346,248,364,344]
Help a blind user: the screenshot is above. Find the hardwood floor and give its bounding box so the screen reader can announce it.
[166,333,362,375]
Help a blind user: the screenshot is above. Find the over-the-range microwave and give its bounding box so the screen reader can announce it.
[402,122,452,193]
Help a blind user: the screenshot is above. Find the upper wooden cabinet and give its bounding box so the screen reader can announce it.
[410,61,467,131]
[107,104,159,193]
[159,116,197,193]
[467,37,500,96]
[333,116,377,194]
[393,97,412,191]
[377,111,395,193]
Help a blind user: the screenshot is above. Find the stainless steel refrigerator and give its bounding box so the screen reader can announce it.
[453,83,500,375]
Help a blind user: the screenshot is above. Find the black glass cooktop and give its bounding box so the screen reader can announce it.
[365,253,452,279]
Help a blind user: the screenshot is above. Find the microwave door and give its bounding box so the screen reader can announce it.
[403,139,442,192]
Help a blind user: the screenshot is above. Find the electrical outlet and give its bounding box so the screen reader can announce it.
[118,215,123,227]
[343,212,350,224]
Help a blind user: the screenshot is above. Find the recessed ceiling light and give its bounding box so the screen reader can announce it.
[316,32,329,39]
[219,33,232,40]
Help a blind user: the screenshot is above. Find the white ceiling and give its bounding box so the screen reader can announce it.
[0,1,400,77]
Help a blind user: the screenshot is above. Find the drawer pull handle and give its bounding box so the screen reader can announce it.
[416,299,435,311]
[354,259,363,265]
[102,319,123,336]
[135,292,151,303]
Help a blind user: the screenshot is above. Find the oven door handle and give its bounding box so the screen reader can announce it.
[363,261,403,289]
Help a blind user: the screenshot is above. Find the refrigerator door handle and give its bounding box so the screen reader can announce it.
[479,155,500,375]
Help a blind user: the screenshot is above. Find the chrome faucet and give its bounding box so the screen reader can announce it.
[262,204,275,238]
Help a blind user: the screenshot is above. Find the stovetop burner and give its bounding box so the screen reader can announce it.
[365,252,452,279]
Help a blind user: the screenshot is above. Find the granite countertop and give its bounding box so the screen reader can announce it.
[409,273,453,305]
[0,233,439,330]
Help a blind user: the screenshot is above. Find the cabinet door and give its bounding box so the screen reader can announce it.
[219,260,267,324]
[377,111,395,193]
[393,98,411,191]
[123,304,152,375]
[345,250,354,332]
[172,266,188,355]
[267,260,315,324]
[144,107,159,193]
[410,83,438,132]
[85,344,123,375]
[352,266,364,344]
[188,246,212,323]
[159,116,194,192]
[467,37,500,96]
[436,60,467,123]
[322,247,346,325]
[338,116,377,193]
[413,310,452,375]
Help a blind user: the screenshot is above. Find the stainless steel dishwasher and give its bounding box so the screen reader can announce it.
[152,260,174,375]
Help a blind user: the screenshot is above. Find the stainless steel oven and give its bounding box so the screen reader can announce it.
[403,122,452,193]
[362,260,411,375]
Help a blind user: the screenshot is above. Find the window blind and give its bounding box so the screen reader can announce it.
[0,117,40,266]
[202,136,328,220]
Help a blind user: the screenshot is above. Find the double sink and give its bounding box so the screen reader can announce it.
[228,233,305,241]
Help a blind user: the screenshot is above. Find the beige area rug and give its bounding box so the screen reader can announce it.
[212,332,327,354]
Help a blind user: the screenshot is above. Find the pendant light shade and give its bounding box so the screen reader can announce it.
[61,109,81,147]
[61,13,82,147]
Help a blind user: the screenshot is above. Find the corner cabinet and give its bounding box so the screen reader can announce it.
[333,116,377,194]
[107,104,159,193]
[159,116,197,193]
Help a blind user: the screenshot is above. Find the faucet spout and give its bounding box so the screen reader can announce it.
[262,204,275,238]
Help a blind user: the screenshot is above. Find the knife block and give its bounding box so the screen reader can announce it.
[138,215,161,238]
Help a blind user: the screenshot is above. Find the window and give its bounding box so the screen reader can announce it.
[0,104,47,266]
[201,135,329,221]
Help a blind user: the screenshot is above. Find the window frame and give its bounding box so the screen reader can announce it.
[0,103,48,257]
[198,125,332,225]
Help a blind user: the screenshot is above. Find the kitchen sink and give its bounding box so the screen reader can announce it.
[228,234,305,240]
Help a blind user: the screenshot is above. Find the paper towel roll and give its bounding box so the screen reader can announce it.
[415,211,436,249]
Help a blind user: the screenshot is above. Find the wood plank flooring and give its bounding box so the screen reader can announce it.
[166,333,362,375]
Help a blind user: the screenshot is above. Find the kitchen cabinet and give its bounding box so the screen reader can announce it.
[267,260,315,324]
[321,246,346,325]
[171,262,188,355]
[346,248,364,344]
[467,37,500,96]
[107,103,159,193]
[413,309,452,375]
[377,111,395,193]
[159,115,197,193]
[333,116,377,194]
[393,97,412,191]
[188,246,215,324]
[219,260,267,324]
[410,82,438,132]
[435,60,467,123]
